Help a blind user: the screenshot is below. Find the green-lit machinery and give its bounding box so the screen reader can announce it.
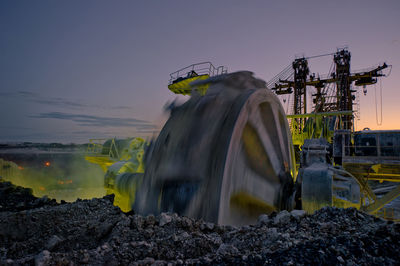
[85,137,146,212]
[88,52,400,224]
[268,48,400,220]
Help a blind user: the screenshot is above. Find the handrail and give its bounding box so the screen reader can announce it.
[169,62,227,84]
[334,130,400,157]
[171,61,215,76]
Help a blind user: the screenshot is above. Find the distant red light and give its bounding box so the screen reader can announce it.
[44,161,51,167]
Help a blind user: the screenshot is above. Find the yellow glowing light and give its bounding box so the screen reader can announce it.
[44,161,51,167]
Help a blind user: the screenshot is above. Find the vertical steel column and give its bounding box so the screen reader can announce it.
[292,58,309,133]
[334,49,352,129]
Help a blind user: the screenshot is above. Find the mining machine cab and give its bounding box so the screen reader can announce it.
[168,62,227,95]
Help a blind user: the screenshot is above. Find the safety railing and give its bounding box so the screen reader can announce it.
[336,131,400,158]
[351,145,400,157]
[169,62,227,85]
[86,138,120,159]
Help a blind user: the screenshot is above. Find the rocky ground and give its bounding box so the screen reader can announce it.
[0,180,399,265]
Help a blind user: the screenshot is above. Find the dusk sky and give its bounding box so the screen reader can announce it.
[1,0,399,143]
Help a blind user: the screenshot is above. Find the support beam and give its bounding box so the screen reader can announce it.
[362,185,400,214]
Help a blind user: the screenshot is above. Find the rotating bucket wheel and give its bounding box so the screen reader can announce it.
[135,72,296,225]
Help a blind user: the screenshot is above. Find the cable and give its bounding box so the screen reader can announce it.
[286,94,291,114]
[305,52,336,60]
[374,83,378,125]
[374,80,383,126]
[267,63,293,88]
[379,78,383,125]
[386,65,392,77]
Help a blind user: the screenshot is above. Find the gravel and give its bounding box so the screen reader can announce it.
[0,180,399,265]
[0,179,58,212]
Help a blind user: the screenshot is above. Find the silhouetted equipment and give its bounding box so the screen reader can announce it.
[269,48,390,146]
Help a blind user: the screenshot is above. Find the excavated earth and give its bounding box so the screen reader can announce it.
[0,180,399,265]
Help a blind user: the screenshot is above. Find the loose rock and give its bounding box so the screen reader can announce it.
[0,180,399,265]
[290,209,306,220]
[257,214,269,225]
[159,213,172,227]
[45,235,63,251]
[274,210,291,224]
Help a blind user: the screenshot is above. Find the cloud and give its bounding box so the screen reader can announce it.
[110,106,133,110]
[30,112,157,129]
[17,91,38,97]
[0,126,32,130]
[0,90,39,98]
[0,90,134,111]
[34,98,87,108]
[0,91,15,97]
[0,128,131,144]
[70,130,103,135]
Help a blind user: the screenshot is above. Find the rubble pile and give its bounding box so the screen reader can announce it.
[0,181,399,265]
[0,179,58,212]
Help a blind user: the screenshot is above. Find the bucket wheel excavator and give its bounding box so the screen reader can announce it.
[97,56,398,225]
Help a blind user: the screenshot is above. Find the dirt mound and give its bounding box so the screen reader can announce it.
[0,181,399,265]
[0,179,58,212]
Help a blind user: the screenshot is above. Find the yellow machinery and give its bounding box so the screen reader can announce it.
[268,49,400,221]
[334,130,400,220]
[168,62,227,95]
[133,59,399,225]
[85,137,145,212]
[85,138,120,172]
[89,52,400,224]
